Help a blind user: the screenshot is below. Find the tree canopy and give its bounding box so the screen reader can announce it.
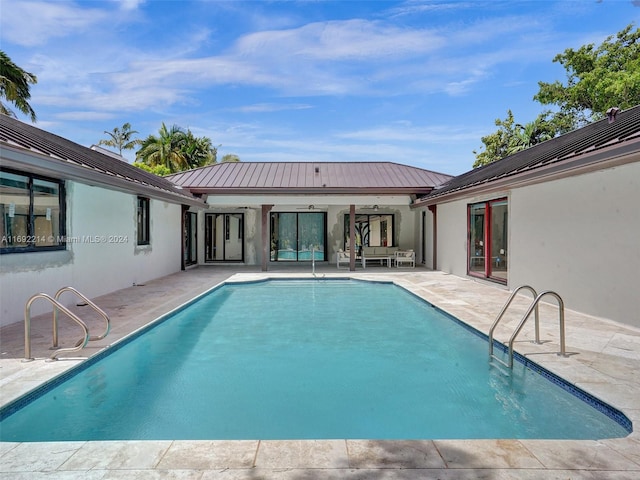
[474,23,639,167]
[134,123,218,174]
[472,111,558,168]
[0,50,37,122]
[133,162,172,177]
[221,154,241,163]
[534,23,639,126]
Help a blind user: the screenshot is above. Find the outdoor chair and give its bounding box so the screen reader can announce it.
[395,249,415,268]
[336,249,353,269]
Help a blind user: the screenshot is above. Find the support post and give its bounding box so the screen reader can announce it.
[261,204,273,271]
[349,204,356,271]
[181,205,189,271]
[428,205,437,270]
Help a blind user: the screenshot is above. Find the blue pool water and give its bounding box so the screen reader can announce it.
[0,279,630,441]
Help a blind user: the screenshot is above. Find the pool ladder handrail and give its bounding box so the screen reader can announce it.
[53,286,110,344]
[489,285,567,368]
[24,287,110,362]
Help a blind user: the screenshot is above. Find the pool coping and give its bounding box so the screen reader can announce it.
[1,268,639,477]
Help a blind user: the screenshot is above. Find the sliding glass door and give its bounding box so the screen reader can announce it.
[270,212,326,261]
[205,213,244,262]
[468,198,508,283]
[344,214,395,253]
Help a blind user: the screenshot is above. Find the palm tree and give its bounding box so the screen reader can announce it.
[0,50,37,122]
[136,123,188,173]
[98,123,141,155]
[507,118,554,155]
[181,130,218,169]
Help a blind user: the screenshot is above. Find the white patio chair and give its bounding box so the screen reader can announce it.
[395,249,415,268]
[336,249,350,269]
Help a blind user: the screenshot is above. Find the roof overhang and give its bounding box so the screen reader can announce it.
[188,187,433,196]
[412,138,640,208]
[1,143,206,208]
[203,193,414,207]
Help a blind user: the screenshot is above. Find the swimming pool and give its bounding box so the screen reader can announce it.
[0,279,631,441]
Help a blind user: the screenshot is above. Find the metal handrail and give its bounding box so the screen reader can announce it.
[505,290,567,368]
[24,293,90,362]
[53,286,110,346]
[489,285,540,363]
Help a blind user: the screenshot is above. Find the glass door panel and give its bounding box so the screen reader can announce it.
[298,212,324,260]
[489,200,508,281]
[354,214,369,252]
[276,212,297,261]
[469,203,485,273]
[225,213,243,261]
[184,212,197,266]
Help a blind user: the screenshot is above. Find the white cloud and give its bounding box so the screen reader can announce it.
[6,4,567,117]
[55,111,118,121]
[232,103,314,113]
[336,123,482,144]
[117,0,145,11]
[235,19,444,61]
[192,118,482,172]
[388,0,476,17]
[0,0,109,46]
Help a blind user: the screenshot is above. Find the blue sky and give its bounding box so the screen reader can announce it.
[1,0,638,175]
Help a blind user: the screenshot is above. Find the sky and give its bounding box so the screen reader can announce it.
[1,0,638,175]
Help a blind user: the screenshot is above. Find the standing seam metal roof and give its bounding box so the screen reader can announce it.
[0,114,198,202]
[422,105,640,201]
[166,161,453,192]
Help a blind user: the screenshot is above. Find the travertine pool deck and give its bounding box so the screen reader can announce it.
[1,265,639,479]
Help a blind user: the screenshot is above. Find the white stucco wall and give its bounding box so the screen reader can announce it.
[0,182,183,327]
[433,200,469,276]
[509,162,640,326]
[432,161,640,327]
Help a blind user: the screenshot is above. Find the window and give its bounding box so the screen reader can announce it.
[137,197,150,245]
[1,169,65,254]
[344,214,395,252]
[468,198,508,283]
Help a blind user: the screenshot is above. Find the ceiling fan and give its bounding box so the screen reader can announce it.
[296,205,322,210]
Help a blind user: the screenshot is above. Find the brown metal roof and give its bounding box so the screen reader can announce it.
[418,104,640,203]
[0,114,200,204]
[166,162,453,195]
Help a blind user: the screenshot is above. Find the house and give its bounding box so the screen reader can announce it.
[0,115,204,327]
[2,104,639,330]
[166,162,453,270]
[0,114,452,327]
[413,105,640,328]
